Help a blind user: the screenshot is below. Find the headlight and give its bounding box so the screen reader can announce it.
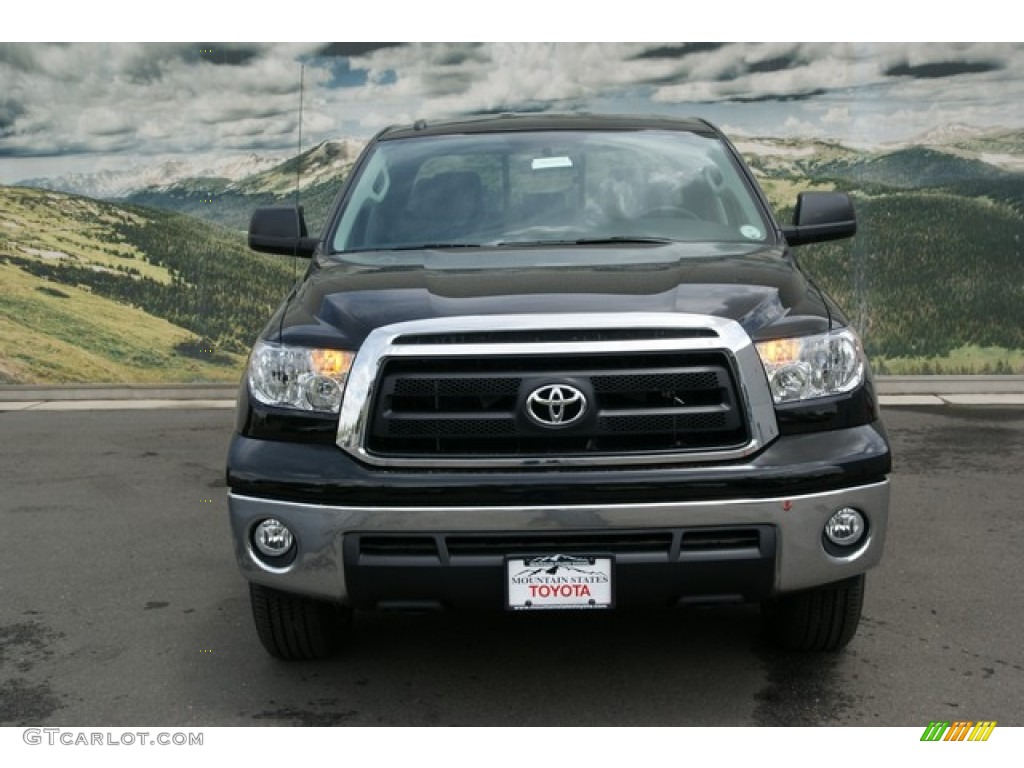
[755,328,865,404]
[247,340,354,413]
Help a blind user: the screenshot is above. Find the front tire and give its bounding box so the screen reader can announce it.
[763,574,865,652]
[249,583,352,660]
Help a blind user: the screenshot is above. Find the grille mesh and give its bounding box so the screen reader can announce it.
[368,349,747,458]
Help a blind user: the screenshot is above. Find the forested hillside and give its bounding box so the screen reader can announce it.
[0,187,298,383]
[747,135,1024,373]
[800,193,1024,358]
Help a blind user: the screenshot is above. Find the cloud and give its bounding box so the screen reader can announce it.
[314,43,404,58]
[77,107,135,137]
[821,106,851,126]
[630,43,727,60]
[339,43,676,122]
[782,115,821,136]
[0,43,45,72]
[468,102,552,116]
[0,43,325,159]
[2,41,1024,182]
[0,98,25,135]
[195,44,264,67]
[746,55,802,75]
[884,60,1002,79]
[728,88,827,104]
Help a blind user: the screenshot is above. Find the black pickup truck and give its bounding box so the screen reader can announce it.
[227,113,891,659]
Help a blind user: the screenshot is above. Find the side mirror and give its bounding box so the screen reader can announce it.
[248,206,317,257]
[781,192,857,246]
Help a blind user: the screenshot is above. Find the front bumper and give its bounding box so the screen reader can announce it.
[229,479,889,607]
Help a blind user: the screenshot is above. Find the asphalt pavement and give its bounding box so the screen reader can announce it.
[0,404,1021,726]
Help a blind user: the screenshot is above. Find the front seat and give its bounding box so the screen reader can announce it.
[404,170,484,243]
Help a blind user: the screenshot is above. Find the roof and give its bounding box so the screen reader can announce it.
[377,113,719,141]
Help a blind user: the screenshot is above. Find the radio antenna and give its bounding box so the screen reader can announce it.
[295,63,305,208]
[289,63,306,273]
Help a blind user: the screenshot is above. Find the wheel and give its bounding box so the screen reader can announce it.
[249,583,352,660]
[763,574,865,652]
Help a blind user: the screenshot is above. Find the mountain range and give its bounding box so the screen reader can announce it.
[18,152,287,200]
[3,125,1023,382]
[20,140,365,235]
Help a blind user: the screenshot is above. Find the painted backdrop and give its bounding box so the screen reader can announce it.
[1,42,1022,383]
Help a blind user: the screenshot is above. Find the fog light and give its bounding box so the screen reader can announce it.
[305,374,342,411]
[770,363,811,402]
[253,518,294,558]
[824,507,866,547]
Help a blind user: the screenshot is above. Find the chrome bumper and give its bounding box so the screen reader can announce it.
[228,480,889,603]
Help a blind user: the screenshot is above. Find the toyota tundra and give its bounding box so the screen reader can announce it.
[227,114,891,659]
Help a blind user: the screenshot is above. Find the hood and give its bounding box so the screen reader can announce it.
[274,243,833,348]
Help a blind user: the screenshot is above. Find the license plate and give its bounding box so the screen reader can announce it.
[506,554,613,610]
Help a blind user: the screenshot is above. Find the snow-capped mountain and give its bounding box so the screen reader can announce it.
[914,123,989,146]
[17,152,288,199]
[230,140,365,195]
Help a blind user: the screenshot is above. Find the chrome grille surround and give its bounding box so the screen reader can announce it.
[336,313,779,468]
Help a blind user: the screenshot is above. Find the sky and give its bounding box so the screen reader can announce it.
[2,41,1023,184]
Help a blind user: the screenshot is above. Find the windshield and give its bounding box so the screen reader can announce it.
[330,130,772,253]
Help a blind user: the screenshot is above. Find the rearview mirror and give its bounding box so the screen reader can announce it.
[781,192,857,246]
[248,206,317,257]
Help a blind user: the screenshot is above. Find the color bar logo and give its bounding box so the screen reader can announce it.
[920,721,997,741]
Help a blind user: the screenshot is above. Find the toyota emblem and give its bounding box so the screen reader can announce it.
[525,384,587,427]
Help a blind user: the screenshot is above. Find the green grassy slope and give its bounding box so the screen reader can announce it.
[0,186,299,384]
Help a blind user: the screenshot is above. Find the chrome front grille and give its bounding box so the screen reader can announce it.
[367,351,746,457]
[334,313,779,468]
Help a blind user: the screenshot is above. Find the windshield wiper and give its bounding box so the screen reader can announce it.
[389,243,483,251]
[572,236,675,245]
[488,236,676,247]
